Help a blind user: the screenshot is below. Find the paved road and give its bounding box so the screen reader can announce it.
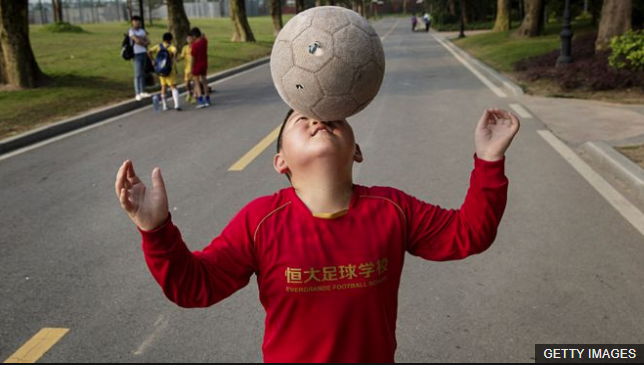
[1,18,643,363]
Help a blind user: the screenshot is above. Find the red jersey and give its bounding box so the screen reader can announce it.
[190,37,208,75]
[140,156,508,362]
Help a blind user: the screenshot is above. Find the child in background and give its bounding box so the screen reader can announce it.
[189,27,211,109]
[148,32,181,111]
[179,34,196,105]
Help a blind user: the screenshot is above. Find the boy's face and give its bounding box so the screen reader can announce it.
[274,111,363,178]
[187,35,194,44]
[132,19,141,29]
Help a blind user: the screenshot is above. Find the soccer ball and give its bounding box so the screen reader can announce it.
[270,6,385,121]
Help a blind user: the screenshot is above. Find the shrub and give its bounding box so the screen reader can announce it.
[609,30,644,71]
[42,22,86,33]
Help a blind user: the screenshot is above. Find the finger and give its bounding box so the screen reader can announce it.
[508,112,521,132]
[119,187,135,213]
[115,160,129,198]
[477,109,492,129]
[151,167,166,193]
[126,160,143,186]
[490,109,511,122]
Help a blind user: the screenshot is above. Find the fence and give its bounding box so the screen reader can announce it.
[28,0,271,25]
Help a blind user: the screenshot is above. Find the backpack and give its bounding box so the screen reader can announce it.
[154,43,173,77]
[121,33,134,61]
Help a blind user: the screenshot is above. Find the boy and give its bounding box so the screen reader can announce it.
[178,34,196,104]
[148,33,181,111]
[189,27,211,109]
[129,15,150,101]
[115,108,520,362]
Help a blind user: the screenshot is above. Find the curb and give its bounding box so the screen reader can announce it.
[0,56,270,156]
[581,141,644,201]
[440,37,524,97]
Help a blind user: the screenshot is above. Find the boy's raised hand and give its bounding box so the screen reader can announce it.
[475,108,521,162]
[115,160,169,231]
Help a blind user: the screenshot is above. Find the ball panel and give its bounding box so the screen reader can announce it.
[316,57,356,96]
[312,96,359,121]
[371,35,386,69]
[352,61,384,105]
[311,7,351,33]
[333,25,373,68]
[282,68,323,118]
[292,28,334,73]
[270,40,294,80]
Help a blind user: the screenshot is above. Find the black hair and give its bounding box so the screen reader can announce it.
[163,32,173,42]
[189,27,202,38]
[131,15,142,22]
[276,109,295,153]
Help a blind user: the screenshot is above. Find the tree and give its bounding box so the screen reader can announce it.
[270,0,283,36]
[595,0,632,51]
[296,0,305,13]
[0,0,46,88]
[166,0,191,50]
[514,0,545,37]
[231,0,256,42]
[52,0,63,23]
[353,0,365,17]
[493,0,511,31]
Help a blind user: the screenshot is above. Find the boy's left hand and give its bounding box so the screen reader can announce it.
[475,108,520,162]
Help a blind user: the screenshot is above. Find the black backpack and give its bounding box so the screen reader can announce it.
[121,33,134,61]
[154,43,173,77]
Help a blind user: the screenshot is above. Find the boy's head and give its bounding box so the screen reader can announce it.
[189,27,202,38]
[163,32,173,43]
[274,109,363,181]
[131,15,142,29]
[186,34,194,44]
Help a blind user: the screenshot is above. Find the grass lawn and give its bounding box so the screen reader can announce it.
[452,19,596,73]
[0,17,289,140]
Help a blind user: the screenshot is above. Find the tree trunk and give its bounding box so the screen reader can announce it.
[449,0,456,16]
[270,0,283,36]
[0,38,5,85]
[0,0,46,88]
[52,0,63,22]
[315,0,322,6]
[460,0,467,25]
[296,0,305,13]
[590,0,601,26]
[167,0,191,50]
[353,0,365,16]
[514,0,545,38]
[493,0,510,31]
[402,0,407,15]
[595,0,632,51]
[326,0,336,5]
[231,0,256,42]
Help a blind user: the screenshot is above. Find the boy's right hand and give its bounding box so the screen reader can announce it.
[115,160,169,231]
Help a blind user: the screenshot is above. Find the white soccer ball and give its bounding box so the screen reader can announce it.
[270,6,385,121]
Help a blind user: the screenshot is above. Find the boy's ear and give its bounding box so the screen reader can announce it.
[354,144,364,163]
[274,153,290,175]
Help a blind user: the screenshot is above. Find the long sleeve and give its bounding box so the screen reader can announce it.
[405,155,508,261]
[140,209,257,308]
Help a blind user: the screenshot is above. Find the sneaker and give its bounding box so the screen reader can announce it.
[175,107,182,112]
[140,92,152,98]
[196,101,207,109]
[135,94,142,102]
[162,104,169,111]
[185,95,192,103]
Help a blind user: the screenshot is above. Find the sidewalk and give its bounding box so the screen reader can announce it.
[437,32,644,206]
[518,95,644,146]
